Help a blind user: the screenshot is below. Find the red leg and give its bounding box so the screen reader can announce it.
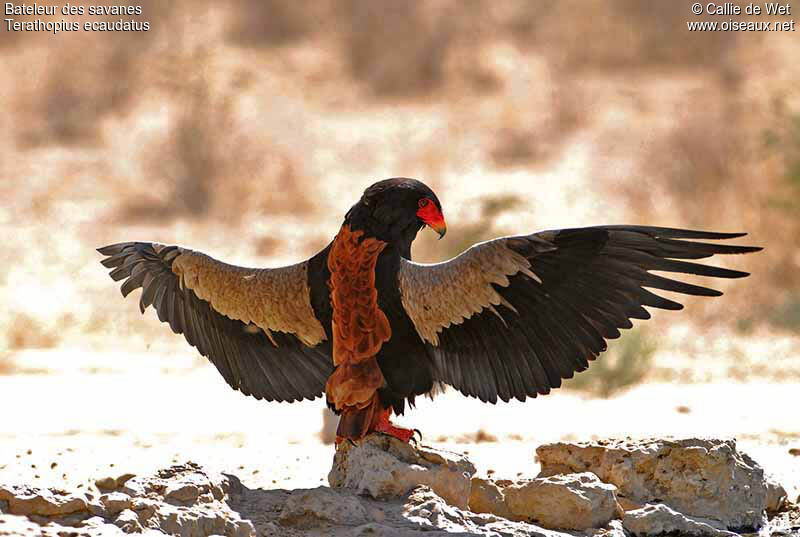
[370,406,418,443]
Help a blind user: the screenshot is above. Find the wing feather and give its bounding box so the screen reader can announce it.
[98,242,333,403]
[401,226,761,402]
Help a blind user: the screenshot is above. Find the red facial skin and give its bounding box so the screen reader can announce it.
[416,198,447,237]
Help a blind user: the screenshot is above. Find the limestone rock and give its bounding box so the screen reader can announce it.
[42,510,91,527]
[468,473,621,530]
[623,503,740,536]
[155,501,253,536]
[164,481,202,504]
[116,474,136,488]
[765,475,788,513]
[99,492,132,516]
[1,462,254,536]
[502,472,622,530]
[96,473,136,492]
[469,477,513,519]
[120,463,254,536]
[114,508,143,533]
[0,484,87,516]
[233,480,572,536]
[537,437,768,530]
[95,476,117,491]
[5,438,790,537]
[279,486,369,528]
[329,434,476,508]
[122,462,226,503]
[400,486,568,537]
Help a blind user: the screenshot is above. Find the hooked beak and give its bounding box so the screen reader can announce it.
[428,218,447,240]
[417,202,447,240]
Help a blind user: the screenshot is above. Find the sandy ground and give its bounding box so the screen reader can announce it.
[1,349,798,504]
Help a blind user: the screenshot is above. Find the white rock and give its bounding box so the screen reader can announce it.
[401,486,570,537]
[0,462,254,537]
[328,434,476,509]
[99,492,132,516]
[0,484,88,517]
[469,477,513,519]
[164,481,202,504]
[765,474,788,513]
[502,472,622,530]
[114,508,144,533]
[537,437,770,530]
[623,503,740,537]
[95,476,117,491]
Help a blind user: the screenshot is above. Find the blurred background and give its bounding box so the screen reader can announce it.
[0,0,798,494]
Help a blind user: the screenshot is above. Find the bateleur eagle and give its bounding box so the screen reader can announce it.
[98,178,761,443]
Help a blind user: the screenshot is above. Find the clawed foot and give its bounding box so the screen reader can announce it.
[334,405,423,445]
[376,424,415,443]
[373,406,422,444]
[374,420,422,444]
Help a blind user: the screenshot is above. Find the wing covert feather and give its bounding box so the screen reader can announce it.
[399,226,760,403]
[98,241,332,402]
[172,249,326,346]
[398,237,551,345]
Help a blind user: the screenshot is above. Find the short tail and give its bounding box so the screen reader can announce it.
[326,357,385,443]
[335,392,380,442]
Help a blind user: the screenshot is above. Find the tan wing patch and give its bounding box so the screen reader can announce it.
[398,238,539,345]
[170,249,326,347]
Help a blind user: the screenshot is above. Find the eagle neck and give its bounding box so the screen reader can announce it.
[343,204,420,258]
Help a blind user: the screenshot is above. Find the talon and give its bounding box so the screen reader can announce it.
[368,405,418,443]
[413,428,423,442]
[373,422,416,443]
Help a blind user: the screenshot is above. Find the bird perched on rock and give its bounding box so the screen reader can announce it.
[99,178,760,444]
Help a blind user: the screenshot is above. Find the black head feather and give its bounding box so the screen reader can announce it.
[345,178,442,251]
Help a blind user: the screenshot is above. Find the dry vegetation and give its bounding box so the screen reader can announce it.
[1,1,798,389]
[562,327,657,398]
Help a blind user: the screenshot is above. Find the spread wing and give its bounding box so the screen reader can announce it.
[98,242,333,402]
[398,226,761,403]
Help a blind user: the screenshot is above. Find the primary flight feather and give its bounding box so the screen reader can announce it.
[98,178,761,443]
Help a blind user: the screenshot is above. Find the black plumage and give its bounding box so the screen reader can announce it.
[97,242,332,402]
[426,226,761,403]
[98,179,761,443]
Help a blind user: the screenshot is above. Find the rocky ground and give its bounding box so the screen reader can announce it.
[1,435,798,536]
[1,353,799,536]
